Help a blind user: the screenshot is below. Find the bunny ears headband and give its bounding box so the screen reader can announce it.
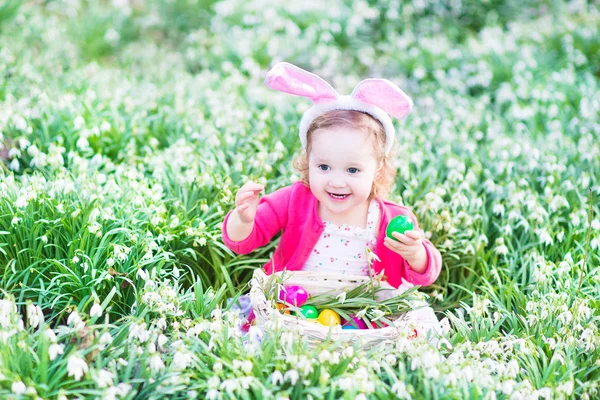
[264,62,413,155]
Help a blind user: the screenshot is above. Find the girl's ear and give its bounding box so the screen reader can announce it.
[264,62,339,103]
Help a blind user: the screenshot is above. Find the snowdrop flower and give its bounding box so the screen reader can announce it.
[150,354,165,372]
[370,309,386,321]
[96,369,114,388]
[67,310,85,331]
[27,303,43,329]
[172,351,193,370]
[365,248,381,265]
[49,343,65,360]
[336,291,347,304]
[157,334,168,350]
[494,238,509,256]
[73,116,85,130]
[284,369,299,385]
[104,383,132,400]
[271,370,284,386]
[67,354,89,381]
[99,331,113,346]
[45,328,57,342]
[241,360,253,374]
[90,303,102,318]
[11,380,26,394]
[391,381,411,399]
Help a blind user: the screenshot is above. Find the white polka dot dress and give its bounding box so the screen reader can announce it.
[302,199,380,275]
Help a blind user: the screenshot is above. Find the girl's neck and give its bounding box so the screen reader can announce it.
[318,199,371,229]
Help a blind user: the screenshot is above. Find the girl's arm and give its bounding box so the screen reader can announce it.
[225,181,264,242]
[222,183,292,254]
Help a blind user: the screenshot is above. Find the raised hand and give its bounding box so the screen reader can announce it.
[234,181,265,224]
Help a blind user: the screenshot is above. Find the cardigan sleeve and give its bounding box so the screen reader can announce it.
[221,184,291,254]
[400,212,442,287]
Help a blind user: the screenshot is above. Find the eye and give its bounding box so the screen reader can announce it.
[318,164,330,171]
[347,167,360,174]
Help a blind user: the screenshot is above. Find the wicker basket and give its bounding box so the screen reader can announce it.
[249,269,424,348]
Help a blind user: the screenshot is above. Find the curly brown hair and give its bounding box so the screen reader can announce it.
[292,110,397,199]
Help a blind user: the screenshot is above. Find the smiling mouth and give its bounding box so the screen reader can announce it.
[328,192,350,200]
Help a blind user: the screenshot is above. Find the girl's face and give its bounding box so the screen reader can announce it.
[308,126,379,224]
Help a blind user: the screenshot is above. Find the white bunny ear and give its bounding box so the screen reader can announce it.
[264,62,339,103]
[351,79,413,119]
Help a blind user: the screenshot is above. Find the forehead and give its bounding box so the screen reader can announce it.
[309,126,376,161]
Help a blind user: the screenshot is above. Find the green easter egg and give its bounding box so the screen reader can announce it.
[299,305,318,319]
[386,215,415,240]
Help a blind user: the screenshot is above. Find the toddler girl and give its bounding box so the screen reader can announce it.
[222,63,442,332]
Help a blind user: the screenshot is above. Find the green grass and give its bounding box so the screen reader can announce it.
[0,0,599,398]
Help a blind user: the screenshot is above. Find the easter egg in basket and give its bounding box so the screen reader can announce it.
[318,309,341,326]
[279,285,309,307]
[386,215,414,240]
[343,316,368,330]
[299,305,319,319]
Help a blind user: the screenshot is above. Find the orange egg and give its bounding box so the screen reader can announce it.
[317,309,341,326]
[277,303,290,315]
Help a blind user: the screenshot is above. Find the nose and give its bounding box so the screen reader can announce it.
[328,175,346,188]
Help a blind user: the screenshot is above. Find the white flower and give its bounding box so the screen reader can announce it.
[49,343,65,360]
[365,248,381,265]
[45,328,57,342]
[67,310,85,330]
[27,303,43,328]
[271,370,284,386]
[336,292,347,304]
[157,334,168,349]
[150,354,165,372]
[90,303,102,318]
[104,383,132,400]
[172,351,193,370]
[241,360,253,374]
[67,354,89,381]
[284,369,299,385]
[96,369,114,388]
[11,380,26,394]
[73,116,85,129]
[104,28,120,44]
[100,331,113,346]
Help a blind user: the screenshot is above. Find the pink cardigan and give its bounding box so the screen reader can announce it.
[222,182,442,288]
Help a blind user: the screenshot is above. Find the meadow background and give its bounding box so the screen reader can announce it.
[1,0,599,398]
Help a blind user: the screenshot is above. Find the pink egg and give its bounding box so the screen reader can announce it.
[247,309,256,324]
[343,316,368,329]
[278,285,309,307]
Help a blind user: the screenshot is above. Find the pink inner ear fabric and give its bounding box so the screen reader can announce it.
[352,79,412,119]
[265,62,338,103]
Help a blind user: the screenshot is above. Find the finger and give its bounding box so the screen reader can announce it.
[403,230,422,240]
[237,203,250,214]
[237,191,255,202]
[384,237,409,253]
[392,232,417,245]
[237,206,254,222]
[241,182,265,193]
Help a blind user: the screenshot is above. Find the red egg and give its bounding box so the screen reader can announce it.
[370,321,389,329]
[279,285,309,307]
